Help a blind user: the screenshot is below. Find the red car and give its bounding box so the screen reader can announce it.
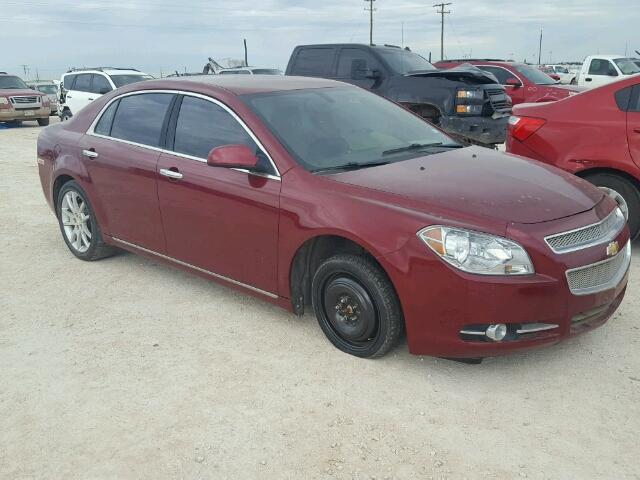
[37,76,630,360]
[435,59,583,105]
[507,75,640,240]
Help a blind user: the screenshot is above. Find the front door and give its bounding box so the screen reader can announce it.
[80,92,175,252]
[157,94,281,294]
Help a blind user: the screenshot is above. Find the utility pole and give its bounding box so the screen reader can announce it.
[433,3,451,61]
[364,0,376,46]
[537,28,543,66]
[20,64,29,77]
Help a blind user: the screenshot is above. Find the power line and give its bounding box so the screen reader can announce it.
[432,3,452,61]
[364,0,376,46]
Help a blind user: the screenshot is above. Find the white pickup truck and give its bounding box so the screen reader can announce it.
[577,55,640,88]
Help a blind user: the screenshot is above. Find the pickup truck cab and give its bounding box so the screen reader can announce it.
[286,44,511,147]
[577,55,640,88]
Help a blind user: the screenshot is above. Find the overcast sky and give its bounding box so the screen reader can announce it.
[2,0,638,79]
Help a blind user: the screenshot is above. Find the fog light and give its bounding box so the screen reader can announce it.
[486,324,507,341]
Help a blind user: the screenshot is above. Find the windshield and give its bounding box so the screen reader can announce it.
[613,58,640,75]
[243,86,458,172]
[251,69,283,75]
[0,75,29,90]
[555,66,569,74]
[110,74,154,88]
[35,84,57,94]
[514,64,557,85]
[377,49,435,74]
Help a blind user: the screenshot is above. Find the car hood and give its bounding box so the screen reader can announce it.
[407,63,499,85]
[0,88,42,96]
[329,147,603,224]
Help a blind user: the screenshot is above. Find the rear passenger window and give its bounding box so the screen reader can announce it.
[292,48,336,77]
[63,74,77,90]
[110,93,174,147]
[74,74,92,92]
[94,100,119,136]
[91,74,111,94]
[173,96,259,160]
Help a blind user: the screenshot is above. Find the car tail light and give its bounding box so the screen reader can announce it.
[508,116,546,141]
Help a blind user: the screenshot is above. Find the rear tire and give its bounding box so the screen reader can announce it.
[56,180,116,261]
[37,117,50,126]
[60,110,72,122]
[584,172,640,240]
[312,254,403,358]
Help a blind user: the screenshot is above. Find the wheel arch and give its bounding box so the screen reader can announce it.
[575,166,640,190]
[52,173,77,217]
[288,234,400,317]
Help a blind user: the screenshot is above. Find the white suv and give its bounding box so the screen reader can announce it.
[58,68,153,120]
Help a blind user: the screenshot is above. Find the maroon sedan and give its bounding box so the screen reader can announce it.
[435,60,583,105]
[507,75,640,239]
[37,76,630,360]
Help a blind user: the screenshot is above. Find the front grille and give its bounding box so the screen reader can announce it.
[565,241,631,295]
[11,96,39,104]
[485,88,511,113]
[545,208,625,253]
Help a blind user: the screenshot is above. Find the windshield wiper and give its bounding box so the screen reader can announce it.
[312,160,390,174]
[382,142,462,156]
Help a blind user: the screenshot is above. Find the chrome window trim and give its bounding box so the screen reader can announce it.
[476,65,524,87]
[86,89,281,180]
[544,208,624,254]
[565,241,631,296]
[111,236,279,299]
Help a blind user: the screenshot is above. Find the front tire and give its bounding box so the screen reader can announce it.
[584,173,640,239]
[56,180,115,261]
[60,110,72,122]
[37,117,50,126]
[312,254,403,358]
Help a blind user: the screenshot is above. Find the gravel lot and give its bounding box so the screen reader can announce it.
[1,120,639,480]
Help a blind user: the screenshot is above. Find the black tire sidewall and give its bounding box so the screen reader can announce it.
[56,181,103,260]
[312,255,403,358]
[38,117,50,126]
[585,173,640,239]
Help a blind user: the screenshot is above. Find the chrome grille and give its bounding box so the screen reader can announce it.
[545,208,625,253]
[566,241,631,295]
[11,96,39,104]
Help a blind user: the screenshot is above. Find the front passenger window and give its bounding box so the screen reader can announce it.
[173,96,261,161]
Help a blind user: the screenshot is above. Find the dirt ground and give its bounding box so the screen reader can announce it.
[1,119,639,480]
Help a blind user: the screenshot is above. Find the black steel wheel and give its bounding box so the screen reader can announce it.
[312,254,403,358]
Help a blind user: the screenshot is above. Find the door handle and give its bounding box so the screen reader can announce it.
[634,128,640,134]
[66,95,73,98]
[82,149,98,159]
[160,168,183,180]
[585,78,592,82]
[88,98,94,101]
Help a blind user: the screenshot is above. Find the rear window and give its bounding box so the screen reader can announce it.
[377,49,435,74]
[291,48,336,77]
[109,74,153,88]
[110,93,174,147]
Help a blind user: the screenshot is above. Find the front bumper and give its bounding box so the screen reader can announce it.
[0,106,51,121]
[440,114,508,146]
[381,202,630,358]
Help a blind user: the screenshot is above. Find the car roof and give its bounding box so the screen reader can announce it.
[585,54,626,60]
[140,75,347,95]
[63,69,145,76]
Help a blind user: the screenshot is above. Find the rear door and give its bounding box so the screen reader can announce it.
[65,73,94,114]
[287,47,337,78]
[627,84,640,168]
[157,94,281,294]
[80,92,175,252]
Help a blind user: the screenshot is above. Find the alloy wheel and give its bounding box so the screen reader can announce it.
[60,190,92,253]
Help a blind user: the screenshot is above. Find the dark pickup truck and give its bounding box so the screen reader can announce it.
[285,44,512,146]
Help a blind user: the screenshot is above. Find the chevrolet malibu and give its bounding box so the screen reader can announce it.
[37,76,631,360]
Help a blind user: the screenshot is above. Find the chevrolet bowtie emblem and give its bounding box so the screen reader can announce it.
[606,241,619,257]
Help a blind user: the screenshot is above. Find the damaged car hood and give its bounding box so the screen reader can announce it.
[405,63,499,84]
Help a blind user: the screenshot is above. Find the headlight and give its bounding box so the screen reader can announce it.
[417,226,534,275]
[456,104,482,114]
[456,89,483,100]
[0,97,8,105]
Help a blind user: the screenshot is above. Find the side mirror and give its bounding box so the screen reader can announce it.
[506,78,522,87]
[99,87,111,94]
[207,144,258,169]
